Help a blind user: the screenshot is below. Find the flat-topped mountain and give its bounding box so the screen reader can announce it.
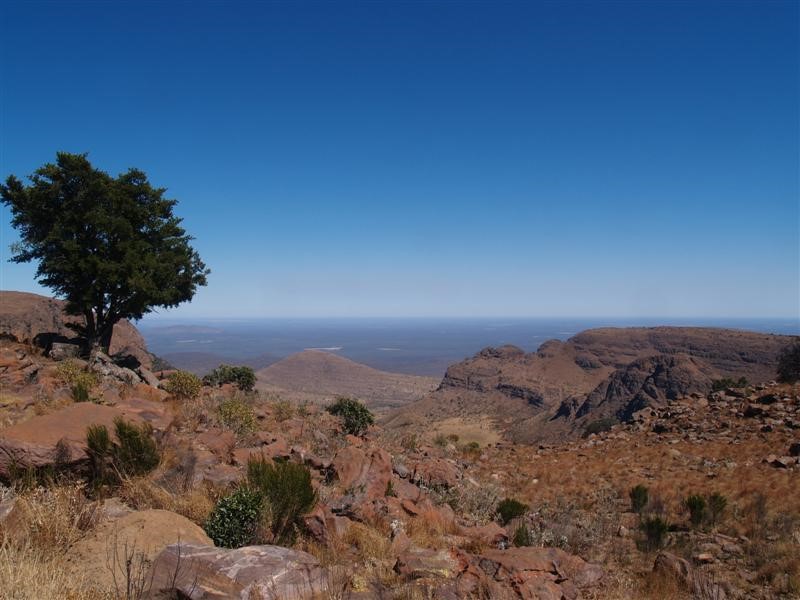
[384,326,794,443]
[256,349,439,411]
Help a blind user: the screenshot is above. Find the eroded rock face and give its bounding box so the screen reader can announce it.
[331,446,391,501]
[149,543,329,600]
[0,291,151,369]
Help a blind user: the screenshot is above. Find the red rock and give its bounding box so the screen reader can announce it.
[303,504,352,545]
[459,522,508,547]
[197,429,236,458]
[410,457,460,488]
[332,446,391,501]
[0,401,159,477]
[395,546,459,579]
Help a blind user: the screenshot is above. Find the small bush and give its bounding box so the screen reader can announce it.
[640,516,669,551]
[86,418,159,487]
[247,457,317,544]
[685,494,706,528]
[57,360,98,401]
[204,486,264,548]
[163,370,202,400]
[629,484,649,514]
[218,395,257,438]
[582,417,617,438]
[711,377,748,392]
[513,524,533,547]
[777,340,800,384]
[203,365,257,392]
[433,434,448,447]
[326,397,374,436]
[273,399,294,422]
[463,441,481,454]
[71,380,92,403]
[497,498,529,525]
[707,492,727,526]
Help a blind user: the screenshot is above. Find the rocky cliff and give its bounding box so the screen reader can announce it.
[385,327,794,444]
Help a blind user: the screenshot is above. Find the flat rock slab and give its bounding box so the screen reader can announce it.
[150,543,329,599]
[0,399,169,477]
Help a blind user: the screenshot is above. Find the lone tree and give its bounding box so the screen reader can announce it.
[1,152,209,354]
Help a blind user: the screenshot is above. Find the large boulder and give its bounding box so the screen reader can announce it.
[0,291,152,369]
[66,509,212,594]
[0,399,170,478]
[149,543,329,599]
[331,446,391,502]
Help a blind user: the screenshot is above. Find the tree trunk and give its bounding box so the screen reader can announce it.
[99,325,115,356]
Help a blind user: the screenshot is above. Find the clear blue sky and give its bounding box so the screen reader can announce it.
[1,1,798,319]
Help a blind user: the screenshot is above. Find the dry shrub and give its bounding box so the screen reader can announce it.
[0,539,107,600]
[343,522,392,562]
[406,509,458,549]
[9,484,98,552]
[173,395,215,432]
[433,480,501,524]
[117,476,216,525]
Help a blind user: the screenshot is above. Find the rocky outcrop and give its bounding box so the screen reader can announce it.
[0,291,152,369]
[149,543,329,600]
[386,327,791,444]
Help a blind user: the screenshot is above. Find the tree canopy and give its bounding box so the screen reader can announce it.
[1,152,209,353]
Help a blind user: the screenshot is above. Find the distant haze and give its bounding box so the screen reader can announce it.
[140,318,800,377]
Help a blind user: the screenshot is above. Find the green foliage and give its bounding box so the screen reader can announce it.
[433,434,448,447]
[56,360,98,401]
[71,380,92,403]
[203,487,264,548]
[582,417,617,438]
[85,418,159,487]
[163,370,202,400]
[513,524,533,547]
[326,397,374,436]
[777,340,800,384]
[707,492,727,526]
[247,457,317,544]
[640,516,669,551]
[684,494,706,528]
[629,484,649,514]
[112,418,160,477]
[385,480,396,497]
[203,365,256,392]
[218,395,257,438]
[496,498,529,525]
[711,377,748,392]
[1,152,208,352]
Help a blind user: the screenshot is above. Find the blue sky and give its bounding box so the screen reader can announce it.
[1,1,798,319]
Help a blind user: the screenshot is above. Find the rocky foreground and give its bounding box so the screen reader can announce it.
[0,294,797,599]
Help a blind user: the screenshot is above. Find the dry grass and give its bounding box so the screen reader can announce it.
[406,508,458,549]
[0,539,109,600]
[116,475,216,525]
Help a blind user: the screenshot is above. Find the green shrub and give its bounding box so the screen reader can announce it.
[433,434,448,447]
[385,480,396,497]
[463,441,481,454]
[513,524,533,547]
[711,377,748,392]
[326,397,374,436]
[582,417,617,438]
[777,340,800,384]
[113,418,160,477]
[497,498,529,525]
[71,380,92,403]
[218,395,257,437]
[163,370,202,400]
[707,492,727,526]
[247,457,317,544]
[640,516,669,551]
[446,434,460,443]
[204,486,264,548]
[203,365,257,392]
[85,418,159,487]
[629,484,649,514]
[685,494,706,527]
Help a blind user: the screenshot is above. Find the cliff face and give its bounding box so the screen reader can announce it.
[384,327,793,444]
[0,291,152,369]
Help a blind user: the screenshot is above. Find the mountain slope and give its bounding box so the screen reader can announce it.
[384,327,793,443]
[256,350,439,411]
